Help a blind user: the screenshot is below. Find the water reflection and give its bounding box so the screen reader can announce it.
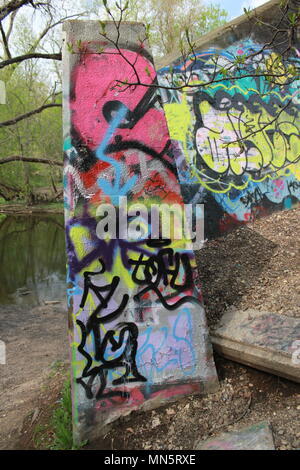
[0,214,66,306]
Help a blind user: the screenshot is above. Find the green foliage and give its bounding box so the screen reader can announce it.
[0,68,62,201]
[91,0,228,57]
[288,12,298,25]
[0,5,64,203]
[67,42,75,53]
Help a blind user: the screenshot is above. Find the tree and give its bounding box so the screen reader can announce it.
[0,0,86,202]
[0,69,63,201]
[88,0,228,57]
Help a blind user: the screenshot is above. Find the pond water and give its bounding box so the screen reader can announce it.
[0,214,66,306]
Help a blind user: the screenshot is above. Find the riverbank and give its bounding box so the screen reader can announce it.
[0,302,69,450]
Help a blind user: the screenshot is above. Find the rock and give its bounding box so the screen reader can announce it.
[30,408,40,425]
[292,439,300,449]
[152,417,161,428]
[194,422,275,450]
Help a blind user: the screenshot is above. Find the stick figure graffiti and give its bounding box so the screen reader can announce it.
[77,259,147,400]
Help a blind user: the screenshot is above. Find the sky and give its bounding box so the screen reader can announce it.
[205,0,269,20]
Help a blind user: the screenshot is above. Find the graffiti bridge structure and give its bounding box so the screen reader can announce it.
[63,0,300,442]
[63,21,218,443]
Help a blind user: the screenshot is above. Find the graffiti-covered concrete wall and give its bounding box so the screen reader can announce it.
[158,0,300,238]
[62,21,218,443]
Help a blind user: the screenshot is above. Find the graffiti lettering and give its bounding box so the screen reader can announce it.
[130,239,200,310]
[158,39,300,234]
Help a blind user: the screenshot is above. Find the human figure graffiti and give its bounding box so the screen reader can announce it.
[77,259,147,400]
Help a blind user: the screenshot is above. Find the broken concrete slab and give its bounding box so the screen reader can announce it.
[211,309,300,383]
[195,421,275,450]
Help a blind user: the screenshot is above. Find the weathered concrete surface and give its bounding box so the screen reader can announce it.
[63,20,218,444]
[211,309,300,383]
[195,421,275,450]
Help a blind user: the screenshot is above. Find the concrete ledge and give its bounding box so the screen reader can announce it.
[211,309,300,383]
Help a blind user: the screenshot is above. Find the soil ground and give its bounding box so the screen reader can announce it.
[1,206,300,450]
[0,302,68,450]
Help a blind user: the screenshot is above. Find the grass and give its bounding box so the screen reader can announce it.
[33,374,87,450]
[33,423,49,449]
[48,360,67,378]
[50,377,74,450]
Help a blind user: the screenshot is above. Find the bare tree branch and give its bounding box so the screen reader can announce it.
[28,12,88,54]
[0,0,47,22]
[0,155,63,166]
[0,51,61,69]
[0,102,61,127]
[0,21,11,59]
[225,97,294,146]
[5,9,17,41]
[113,70,297,91]
[0,0,31,22]
[0,179,21,192]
